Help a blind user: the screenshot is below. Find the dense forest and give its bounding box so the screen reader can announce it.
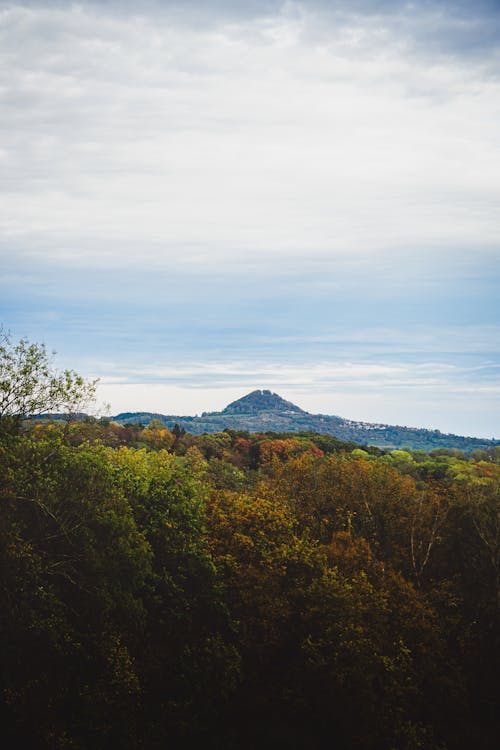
[2,416,500,748]
[1,336,499,748]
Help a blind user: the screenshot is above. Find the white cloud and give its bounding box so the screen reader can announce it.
[1,2,499,270]
[91,355,496,394]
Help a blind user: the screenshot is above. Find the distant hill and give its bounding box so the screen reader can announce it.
[112,389,499,453]
[218,389,304,415]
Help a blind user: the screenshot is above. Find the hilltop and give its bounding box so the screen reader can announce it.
[219,389,304,415]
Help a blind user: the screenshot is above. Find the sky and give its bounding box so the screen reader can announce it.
[1,0,500,437]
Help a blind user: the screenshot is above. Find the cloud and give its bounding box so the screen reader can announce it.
[86,341,500,411]
[1,1,499,272]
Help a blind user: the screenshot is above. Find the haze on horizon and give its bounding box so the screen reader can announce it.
[1,0,499,438]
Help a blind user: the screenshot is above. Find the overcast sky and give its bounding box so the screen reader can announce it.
[1,0,499,436]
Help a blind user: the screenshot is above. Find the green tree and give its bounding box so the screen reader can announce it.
[0,329,97,425]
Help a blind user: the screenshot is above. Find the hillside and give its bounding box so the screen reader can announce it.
[112,389,499,452]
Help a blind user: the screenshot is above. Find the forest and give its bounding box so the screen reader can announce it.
[1,337,499,748]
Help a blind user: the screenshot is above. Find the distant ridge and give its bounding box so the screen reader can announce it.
[110,390,499,453]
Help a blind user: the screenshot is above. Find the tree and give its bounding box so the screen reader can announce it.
[0,329,97,422]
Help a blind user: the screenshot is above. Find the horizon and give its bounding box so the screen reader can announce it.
[1,0,499,438]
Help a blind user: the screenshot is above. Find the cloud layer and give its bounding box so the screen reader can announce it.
[2,1,500,265]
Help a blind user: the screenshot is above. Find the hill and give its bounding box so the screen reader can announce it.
[219,389,304,415]
[112,389,499,453]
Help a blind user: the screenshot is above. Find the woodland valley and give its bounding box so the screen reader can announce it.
[1,336,499,748]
